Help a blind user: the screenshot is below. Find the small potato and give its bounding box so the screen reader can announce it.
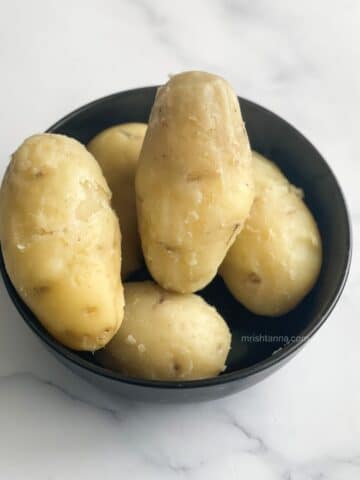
[220,151,322,317]
[97,281,231,381]
[88,123,147,279]
[136,71,254,293]
[0,134,124,350]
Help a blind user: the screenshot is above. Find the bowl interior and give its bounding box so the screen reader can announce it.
[1,87,351,385]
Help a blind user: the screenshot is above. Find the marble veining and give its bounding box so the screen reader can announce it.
[0,0,359,478]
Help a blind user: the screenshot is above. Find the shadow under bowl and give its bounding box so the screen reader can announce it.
[0,87,352,402]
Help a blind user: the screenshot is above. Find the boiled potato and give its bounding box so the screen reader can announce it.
[97,281,231,380]
[136,71,254,293]
[220,151,322,316]
[88,123,147,279]
[0,134,124,350]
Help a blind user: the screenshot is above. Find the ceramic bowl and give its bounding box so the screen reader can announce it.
[0,87,352,402]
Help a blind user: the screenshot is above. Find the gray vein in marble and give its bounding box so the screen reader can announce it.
[142,452,205,476]
[130,0,195,68]
[129,0,233,74]
[221,0,318,85]
[0,371,120,420]
[2,372,358,479]
[282,454,360,480]
[132,0,165,27]
[284,455,360,480]
[221,0,263,19]
[227,414,267,454]
[221,408,360,480]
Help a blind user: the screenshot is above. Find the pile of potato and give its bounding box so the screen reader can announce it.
[0,71,322,381]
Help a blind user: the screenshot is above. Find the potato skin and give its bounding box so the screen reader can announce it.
[88,123,147,279]
[136,71,254,293]
[220,151,322,317]
[0,134,124,350]
[97,281,231,381]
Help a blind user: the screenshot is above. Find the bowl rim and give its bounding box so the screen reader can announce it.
[1,86,352,390]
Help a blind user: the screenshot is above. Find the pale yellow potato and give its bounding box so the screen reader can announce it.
[88,123,147,279]
[136,71,254,293]
[97,281,231,381]
[0,134,124,350]
[220,151,322,317]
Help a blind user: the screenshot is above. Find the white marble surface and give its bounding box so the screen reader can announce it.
[0,1,359,478]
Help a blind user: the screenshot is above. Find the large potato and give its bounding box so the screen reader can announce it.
[136,71,254,293]
[88,123,147,279]
[220,151,322,316]
[0,134,124,350]
[97,281,231,381]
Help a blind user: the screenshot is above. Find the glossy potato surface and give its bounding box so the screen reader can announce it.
[97,281,231,380]
[220,151,322,316]
[0,134,124,350]
[136,71,254,293]
[88,123,147,278]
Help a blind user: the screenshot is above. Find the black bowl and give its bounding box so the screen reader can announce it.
[0,87,351,402]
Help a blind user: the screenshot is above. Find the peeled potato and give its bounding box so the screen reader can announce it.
[220,151,322,316]
[97,281,231,381]
[0,134,124,350]
[136,71,254,293]
[88,123,147,279]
